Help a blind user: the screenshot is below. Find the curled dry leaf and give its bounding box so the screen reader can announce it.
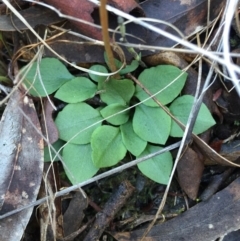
[193,135,240,167]
[0,89,43,241]
[177,147,204,200]
[206,140,240,165]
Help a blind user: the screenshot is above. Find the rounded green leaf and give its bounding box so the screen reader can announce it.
[104,52,139,75]
[120,120,147,156]
[54,77,97,103]
[63,143,99,184]
[137,144,173,185]
[100,104,129,125]
[23,58,74,97]
[91,126,127,167]
[100,78,135,105]
[118,60,139,75]
[55,103,102,144]
[44,139,65,162]
[89,64,108,83]
[133,104,171,144]
[169,95,216,137]
[135,65,187,106]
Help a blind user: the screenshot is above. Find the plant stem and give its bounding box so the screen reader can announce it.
[99,0,118,77]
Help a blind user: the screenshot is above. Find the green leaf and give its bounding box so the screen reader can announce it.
[44,139,65,162]
[89,65,108,83]
[104,52,139,75]
[100,78,135,105]
[133,104,171,144]
[62,143,99,184]
[135,65,187,106]
[0,76,10,84]
[137,144,173,185]
[91,126,127,167]
[120,120,147,156]
[55,103,102,144]
[22,58,74,97]
[54,77,97,103]
[100,103,129,125]
[169,95,216,137]
[119,60,139,75]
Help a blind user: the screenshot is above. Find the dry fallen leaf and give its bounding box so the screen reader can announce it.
[0,6,61,31]
[44,0,142,40]
[138,0,226,49]
[3,0,225,63]
[177,147,204,199]
[193,135,240,167]
[0,89,43,241]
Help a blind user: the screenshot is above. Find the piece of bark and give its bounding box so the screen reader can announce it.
[83,180,135,241]
[222,229,240,241]
[112,177,240,241]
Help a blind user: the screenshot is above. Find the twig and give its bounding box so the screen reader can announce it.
[83,181,135,241]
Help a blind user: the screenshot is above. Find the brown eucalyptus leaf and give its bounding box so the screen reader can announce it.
[43,0,143,41]
[112,177,240,241]
[0,89,43,241]
[177,147,204,200]
[0,6,61,31]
